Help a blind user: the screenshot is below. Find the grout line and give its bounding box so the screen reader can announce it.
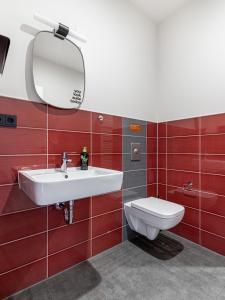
[159,132,225,138]
[46,105,49,278]
[0,183,17,187]
[122,185,147,191]
[166,123,168,200]
[0,257,46,277]
[46,206,49,278]
[123,168,155,173]
[156,123,159,197]
[90,112,93,257]
[199,118,202,245]
[158,152,225,156]
[17,126,46,131]
[0,231,47,247]
[0,206,41,217]
[48,239,90,258]
[145,124,147,197]
[0,154,47,157]
[181,221,199,230]
[200,228,225,240]
[91,226,122,241]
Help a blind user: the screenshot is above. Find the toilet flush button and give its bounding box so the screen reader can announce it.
[131,143,141,161]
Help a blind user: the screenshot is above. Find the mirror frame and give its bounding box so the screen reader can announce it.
[32,30,86,109]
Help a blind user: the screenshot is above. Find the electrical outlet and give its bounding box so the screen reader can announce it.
[0,114,5,126]
[0,114,17,127]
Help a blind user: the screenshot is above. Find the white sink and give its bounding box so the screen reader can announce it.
[18,167,123,206]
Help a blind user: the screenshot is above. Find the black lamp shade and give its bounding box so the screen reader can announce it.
[0,35,10,74]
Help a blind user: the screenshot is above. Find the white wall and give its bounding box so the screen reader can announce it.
[157,0,225,122]
[0,0,157,121]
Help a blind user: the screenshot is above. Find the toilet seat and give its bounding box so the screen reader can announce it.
[131,197,184,219]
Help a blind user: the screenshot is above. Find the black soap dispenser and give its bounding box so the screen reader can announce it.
[80,146,89,170]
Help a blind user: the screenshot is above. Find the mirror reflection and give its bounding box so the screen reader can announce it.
[32,31,85,109]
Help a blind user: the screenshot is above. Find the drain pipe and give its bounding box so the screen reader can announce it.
[64,200,74,224]
[55,200,74,224]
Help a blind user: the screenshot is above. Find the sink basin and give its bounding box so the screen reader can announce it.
[18,167,123,206]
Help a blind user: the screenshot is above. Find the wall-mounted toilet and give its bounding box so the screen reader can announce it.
[124,197,185,240]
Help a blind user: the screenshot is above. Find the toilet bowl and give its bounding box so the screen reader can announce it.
[124,197,185,240]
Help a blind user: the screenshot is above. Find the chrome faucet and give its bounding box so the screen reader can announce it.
[60,152,72,172]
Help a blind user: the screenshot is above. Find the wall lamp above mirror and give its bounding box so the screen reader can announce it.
[32,13,87,109]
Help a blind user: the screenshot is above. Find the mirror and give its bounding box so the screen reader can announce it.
[32,31,85,109]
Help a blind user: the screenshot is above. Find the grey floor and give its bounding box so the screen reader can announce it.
[8,231,225,300]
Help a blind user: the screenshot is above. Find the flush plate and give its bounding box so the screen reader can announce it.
[131,143,141,161]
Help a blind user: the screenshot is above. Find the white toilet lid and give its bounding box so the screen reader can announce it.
[131,197,184,219]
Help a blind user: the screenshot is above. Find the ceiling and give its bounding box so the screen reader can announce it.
[129,0,191,23]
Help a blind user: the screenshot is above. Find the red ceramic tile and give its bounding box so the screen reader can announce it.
[167,117,200,137]
[0,233,46,274]
[0,128,47,155]
[167,154,199,172]
[158,184,167,199]
[158,138,166,153]
[158,169,166,184]
[147,138,157,153]
[201,231,225,256]
[167,170,199,190]
[48,198,91,230]
[0,185,36,216]
[48,154,81,169]
[158,154,166,169]
[48,241,91,277]
[170,222,199,244]
[0,96,47,128]
[147,122,157,138]
[201,134,225,154]
[0,208,47,244]
[0,258,46,299]
[147,184,157,197]
[201,174,225,196]
[147,169,157,185]
[182,207,199,228]
[92,210,122,238]
[201,192,225,217]
[48,130,91,154]
[167,185,199,209]
[158,123,167,137]
[48,106,91,132]
[92,154,122,171]
[201,211,225,238]
[92,112,122,135]
[92,228,122,256]
[48,219,91,255]
[201,155,225,175]
[167,136,199,154]
[147,153,157,169]
[201,113,225,135]
[0,155,47,185]
[92,191,122,217]
[92,134,122,154]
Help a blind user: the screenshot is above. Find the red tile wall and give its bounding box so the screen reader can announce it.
[147,122,157,197]
[158,114,225,256]
[0,97,124,299]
